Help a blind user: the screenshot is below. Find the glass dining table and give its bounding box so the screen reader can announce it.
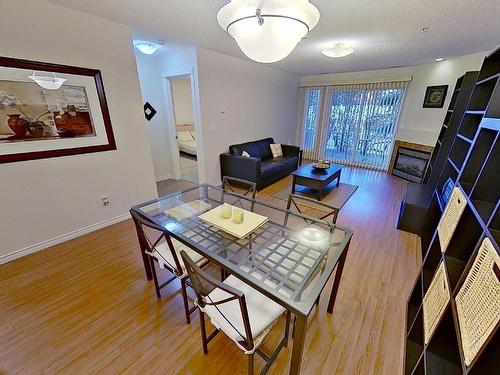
[131,184,353,375]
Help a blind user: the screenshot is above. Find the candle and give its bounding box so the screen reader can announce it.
[233,208,244,224]
[221,203,232,219]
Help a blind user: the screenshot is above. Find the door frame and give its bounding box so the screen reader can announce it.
[161,68,203,181]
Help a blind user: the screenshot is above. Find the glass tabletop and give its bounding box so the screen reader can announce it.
[131,184,353,315]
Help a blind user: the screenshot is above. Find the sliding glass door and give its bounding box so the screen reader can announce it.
[299,81,408,170]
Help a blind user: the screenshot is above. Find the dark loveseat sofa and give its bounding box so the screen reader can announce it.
[220,138,301,190]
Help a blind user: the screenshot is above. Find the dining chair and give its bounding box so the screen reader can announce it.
[285,193,340,225]
[221,176,258,276]
[282,194,341,333]
[130,209,208,324]
[180,250,291,375]
[222,176,257,211]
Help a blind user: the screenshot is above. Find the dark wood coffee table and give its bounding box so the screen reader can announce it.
[291,163,343,200]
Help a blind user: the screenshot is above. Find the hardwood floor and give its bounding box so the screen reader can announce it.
[0,166,421,375]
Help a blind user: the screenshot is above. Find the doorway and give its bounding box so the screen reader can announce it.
[169,75,199,184]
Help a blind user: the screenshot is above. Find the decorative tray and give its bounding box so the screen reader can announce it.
[198,204,268,239]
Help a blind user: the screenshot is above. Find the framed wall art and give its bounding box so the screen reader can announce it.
[0,56,115,163]
[423,85,448,108]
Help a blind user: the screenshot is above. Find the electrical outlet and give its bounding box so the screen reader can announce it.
[101,196,110,206]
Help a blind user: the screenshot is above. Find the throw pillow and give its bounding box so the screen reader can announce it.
[270,143,283,158]
[241,151,250,157]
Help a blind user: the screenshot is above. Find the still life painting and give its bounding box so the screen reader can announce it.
[0,57,115,163]
[0,82,96,142]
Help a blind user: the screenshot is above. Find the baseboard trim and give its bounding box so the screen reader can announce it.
[0,212,130,265]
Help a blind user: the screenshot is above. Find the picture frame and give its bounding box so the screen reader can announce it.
[423,85,448,108]
[0,56,115,163]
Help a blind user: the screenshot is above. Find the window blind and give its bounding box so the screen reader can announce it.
[298,81,408,170]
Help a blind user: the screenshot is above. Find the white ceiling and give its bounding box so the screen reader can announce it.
[49,0,500,75]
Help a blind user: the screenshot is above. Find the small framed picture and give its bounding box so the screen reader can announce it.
[423,85,448,108]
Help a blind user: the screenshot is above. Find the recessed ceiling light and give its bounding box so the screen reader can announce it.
[435,58,445,62]
[321,43,354,58]
[421,27,430,33]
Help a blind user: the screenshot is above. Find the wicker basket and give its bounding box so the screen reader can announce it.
[438,187,467,253]
[423,261,451,344]
[455,237,500,366]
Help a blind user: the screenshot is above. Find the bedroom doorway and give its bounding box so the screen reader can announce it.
[169,75,198,183]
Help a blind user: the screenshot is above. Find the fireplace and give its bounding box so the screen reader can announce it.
[392,146,431,183]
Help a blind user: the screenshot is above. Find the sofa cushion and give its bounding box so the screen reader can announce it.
[270,143,283,158]
[260,160,285,178]
[229,138,274,160]
[272,156,298,170]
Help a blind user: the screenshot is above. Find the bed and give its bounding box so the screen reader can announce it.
[176,124,197,157]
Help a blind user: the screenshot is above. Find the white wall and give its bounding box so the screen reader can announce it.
[135,53,173,181]
[196,48,300,184]
[0,0,157,262]
[300,51,487,145]
[171,77,194,125]
[140,47,300,184]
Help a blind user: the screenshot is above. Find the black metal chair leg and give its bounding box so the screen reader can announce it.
[149,257,161,299]
[199,310,208,354]
[181,278,191,324]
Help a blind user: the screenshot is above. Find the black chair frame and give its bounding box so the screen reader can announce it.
[181,250,291,375]
[131,210,199,324]
[283,194,341,332]
[222,176,257,212]
[286,193,340,225]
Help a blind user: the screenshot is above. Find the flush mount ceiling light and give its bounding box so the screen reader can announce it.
[135,41,163,55]
[435,58,445,62]
[217,0,320,64]
[321,43,355,58]
[28,72,66,90]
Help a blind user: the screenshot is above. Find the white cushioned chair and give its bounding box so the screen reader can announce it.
[180,250,291,375]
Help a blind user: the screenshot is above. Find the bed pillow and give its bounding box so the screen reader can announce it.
[241,151,250,157]
[270,143,283,158]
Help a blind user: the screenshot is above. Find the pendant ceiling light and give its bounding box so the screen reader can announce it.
[28,72,66,90]
[217,0,320,64]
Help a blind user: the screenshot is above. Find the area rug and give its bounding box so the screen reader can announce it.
[272,181,358,210]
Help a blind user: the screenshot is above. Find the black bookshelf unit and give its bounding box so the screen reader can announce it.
[404,47,500,375]
[398,71,479,252]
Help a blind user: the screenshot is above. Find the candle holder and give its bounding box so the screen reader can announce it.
[233,208,244,224]
[221,203,232,219]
